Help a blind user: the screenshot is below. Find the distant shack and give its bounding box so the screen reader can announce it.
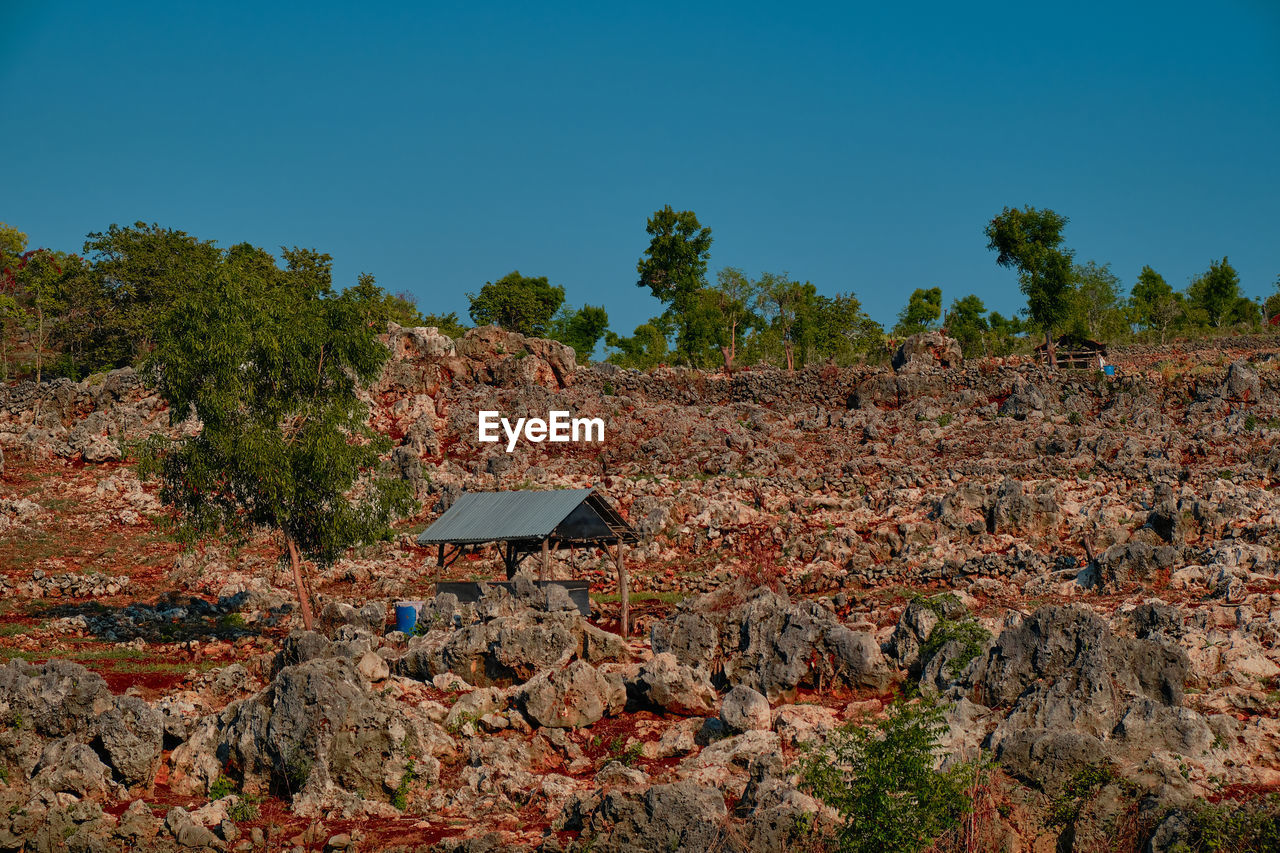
[1036,336,1108,369]
[417,488,640,633]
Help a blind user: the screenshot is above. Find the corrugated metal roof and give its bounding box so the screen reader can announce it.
[417,489,596,545]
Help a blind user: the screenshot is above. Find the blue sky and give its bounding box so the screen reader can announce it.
[4,1,1278,335]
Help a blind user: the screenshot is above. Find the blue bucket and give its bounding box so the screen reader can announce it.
[395,601,425,634]
[1103,365,1116,377]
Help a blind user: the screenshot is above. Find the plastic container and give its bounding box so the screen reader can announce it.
[395,601,425,634]
[1103,365,1116,377]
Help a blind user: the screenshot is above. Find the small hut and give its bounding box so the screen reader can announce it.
[417,488,639,631]
[1035,336,1109,369]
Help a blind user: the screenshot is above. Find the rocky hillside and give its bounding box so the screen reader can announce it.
[0,327,1278,851]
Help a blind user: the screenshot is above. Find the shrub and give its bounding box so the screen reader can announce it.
[209,775,237,800]
[1159,794,1280,852]
[800,698,980,853]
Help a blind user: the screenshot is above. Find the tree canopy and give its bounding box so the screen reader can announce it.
[636,206,714,364]
[892,287,942,338]
[985,206,1075,365]
[467,271,565,336]
[142,242,416,630]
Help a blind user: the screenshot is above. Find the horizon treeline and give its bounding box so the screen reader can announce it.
[1,211,1277,382]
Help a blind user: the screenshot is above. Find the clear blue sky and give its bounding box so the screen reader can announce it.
[4,1,1278,333]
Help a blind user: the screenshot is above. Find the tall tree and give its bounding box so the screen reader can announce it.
[467,271,565,336]
[807,292,882,365]
[755,273,812,371]
[83,222,223,366]
[1069,261,1126,341]
[892,287,943,337]
[0,224,29,381]
[550,304,609,362]
[712,267,760,371]
[1130,265,1181,343]
[1265,274,1280,324]
[636,206,713,364]
[985,206,1075,367]
[1186,257,1241,328]
[606,319,670,369]
[349,273,425,329]
[943,294,989,358]
[142,243,416,631]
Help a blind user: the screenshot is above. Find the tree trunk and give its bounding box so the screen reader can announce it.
[720,345,733,375]
[1044,332,1057,369]
[286,535,316,631]
[784,340,794,372]
[616,538,629,637]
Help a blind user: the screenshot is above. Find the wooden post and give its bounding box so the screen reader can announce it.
[616,537,629,637]
[540,538,550,582]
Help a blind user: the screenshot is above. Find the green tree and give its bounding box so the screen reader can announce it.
[142,243,416,631]
[1130,265,1181,343]
[349,273,425,329]
[807,292,883,365]
[606,319,670,369]
[801,699,980,853]
[420,311,467,338]
[635,206,714,364]
[1186,257,1240,328]
[0,223,30,380]
[712,267,760,371]
[83,222,223,367]
[467,271,565,336]
[986,311,1027,356]
[943,294,989,358]
[755,273,814,371]
[1264,275,1280,325]
[550,304,609,362]
[5,248,73,383]
[985,206,1075,366]
[1068,260,1126,341]
[892,287,942,337]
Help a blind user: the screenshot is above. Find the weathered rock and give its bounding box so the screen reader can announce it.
[720,685,772,733]
[652,587,890,701]
[999,377,1045,420]
[892,331,963,372]
[565,782,729,853]
[1220,359,1260,402]
[630,653,718,717]
[520,661,625,729]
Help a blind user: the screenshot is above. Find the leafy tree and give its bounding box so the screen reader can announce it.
[1130,265,1181,343]
[801,698,980,853]
[467,271,565,336]
[635,206,714,364]
[712,267,760,371]
[83,222,223,367]
[1186,257,1240,328]
[986,311,1027,357]
[605,319,670,369]
[1264,275,1280,324]
[943,294,989,358]
[754,273,814,371]
[1068,261,1127,341]
[349,273,425,329]
[550,304,609,362]
[807,292,883,365]
[420,311,467,338]
[985,206,1075,366]
[892,287,942,337]
[0,223,29,381]
[142,243,416,630]
[3,248,75,383]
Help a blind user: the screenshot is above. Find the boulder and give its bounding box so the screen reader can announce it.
[567,781,729,853]
[999,377,1045,420]
[630,653,718,717]
[892,331,963,372]
[720,686,772,733]
[520,661,625,729]
[1220,359,1260,402]
[652,587,890,701]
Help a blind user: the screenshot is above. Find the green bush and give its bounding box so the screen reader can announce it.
[800,698,980,853]
[209,775,237,800]
[1163,794,1280,853]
